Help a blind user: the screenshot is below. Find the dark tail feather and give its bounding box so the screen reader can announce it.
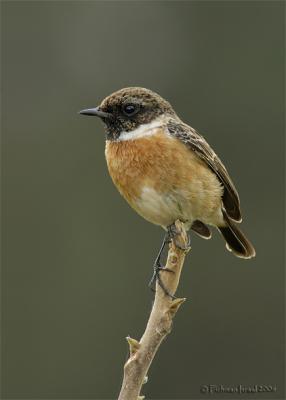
[191,220,212,239]
[219,210,256,259]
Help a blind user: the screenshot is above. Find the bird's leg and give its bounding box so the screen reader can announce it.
[148,232,176,299]
[148,233,171,285]
[149,222,190,298]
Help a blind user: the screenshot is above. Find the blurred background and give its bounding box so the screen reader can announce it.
[1,1,284,399]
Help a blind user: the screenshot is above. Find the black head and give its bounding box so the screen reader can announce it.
[79,87,176,140]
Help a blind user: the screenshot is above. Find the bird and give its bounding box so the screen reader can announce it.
[79,87,255,295]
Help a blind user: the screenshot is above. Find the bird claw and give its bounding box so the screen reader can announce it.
[148,260,176,299]
[167,223,190,251]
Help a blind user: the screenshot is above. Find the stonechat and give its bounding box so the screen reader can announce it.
[80,87,255,294]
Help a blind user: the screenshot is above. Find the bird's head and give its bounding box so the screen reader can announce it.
[79,87,176,140]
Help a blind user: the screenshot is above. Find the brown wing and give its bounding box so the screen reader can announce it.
[167,119,242,222]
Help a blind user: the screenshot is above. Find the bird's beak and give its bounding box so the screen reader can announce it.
[79,106,111,119]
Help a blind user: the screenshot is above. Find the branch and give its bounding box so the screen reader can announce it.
[118,220,190,400]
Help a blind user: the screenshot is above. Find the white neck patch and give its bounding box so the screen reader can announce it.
[117,118,164,141]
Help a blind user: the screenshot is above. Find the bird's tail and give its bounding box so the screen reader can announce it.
[219,209,256,259]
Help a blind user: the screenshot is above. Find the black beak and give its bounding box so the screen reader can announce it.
[79,106,111,119]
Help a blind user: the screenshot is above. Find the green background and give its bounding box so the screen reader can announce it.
[1,1,284,399]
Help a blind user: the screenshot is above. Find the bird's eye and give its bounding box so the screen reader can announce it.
[122,103,139,117]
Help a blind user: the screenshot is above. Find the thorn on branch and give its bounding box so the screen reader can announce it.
[126,336,141,356]
[169,297,186,317]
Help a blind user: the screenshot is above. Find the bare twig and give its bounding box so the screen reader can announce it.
[118,220,190,400]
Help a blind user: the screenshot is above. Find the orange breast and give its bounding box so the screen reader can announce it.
[105,129,207,202]
[105,128,224,227]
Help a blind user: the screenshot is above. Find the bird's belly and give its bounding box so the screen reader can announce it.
[134,187,187,228]
[134,184,223,229]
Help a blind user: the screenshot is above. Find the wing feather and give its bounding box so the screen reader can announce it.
[167,120,242,222]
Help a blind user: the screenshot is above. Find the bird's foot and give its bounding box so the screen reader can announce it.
[148,259,176,299]
[167,222,191,251]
